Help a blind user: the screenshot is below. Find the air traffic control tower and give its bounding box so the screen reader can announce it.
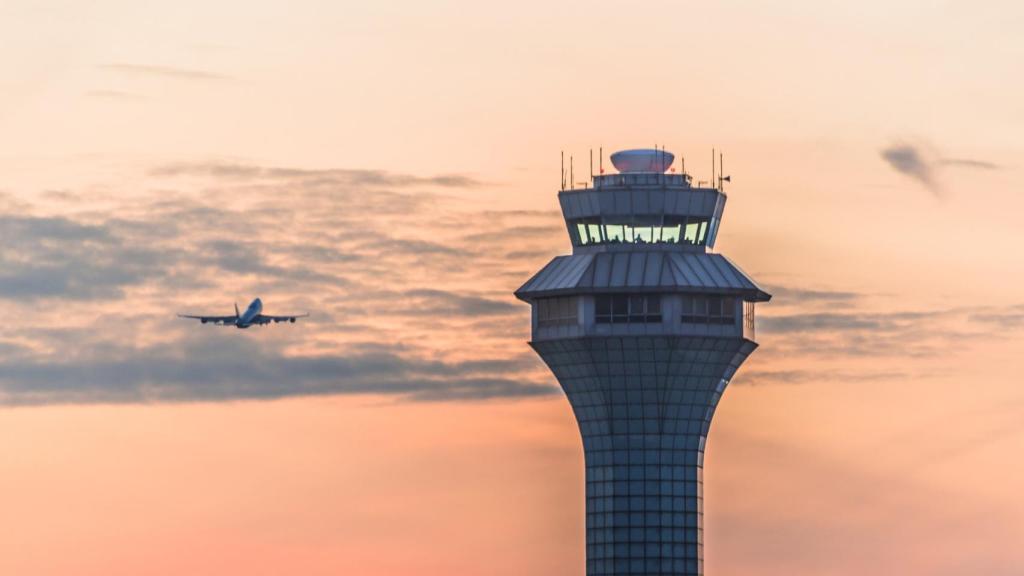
[515,148,770,576]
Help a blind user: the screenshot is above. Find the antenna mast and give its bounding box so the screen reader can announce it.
[711,148,715,190]
[719,152,724,191]
[561,151,565,189]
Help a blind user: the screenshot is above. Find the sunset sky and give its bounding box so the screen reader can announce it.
[1,1,1023,574]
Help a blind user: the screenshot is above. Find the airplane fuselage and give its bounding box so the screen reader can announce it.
[235,298,263,328]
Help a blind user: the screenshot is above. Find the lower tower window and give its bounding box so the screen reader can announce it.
[595,295,662,324]
[537,296,578,327]
[681,295,736,325]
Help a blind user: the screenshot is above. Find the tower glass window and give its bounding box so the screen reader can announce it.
[595,294,662,324]
[681,295,737,325]
[572,217,711,247]
[537,296,579,327]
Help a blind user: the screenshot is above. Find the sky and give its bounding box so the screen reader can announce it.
[0,0,1023,574]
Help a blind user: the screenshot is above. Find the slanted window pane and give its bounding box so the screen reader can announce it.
[693,296,707,316]
[593,295,664,325]
[577,223,590,245]
[628,295,644,322]
[645,294,662,323]
[647,297,661,315]
[629,296,645,314]
[684,221,700,245]
[612,296,629,316]
[537,296,579,327]
[681,294,743,325]
[722,298,735,317]
[613,296,629,323]
[568,217,711,246]
[708,296,722,317]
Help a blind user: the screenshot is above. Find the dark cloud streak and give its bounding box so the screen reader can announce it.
[941,158,1000,170]
[880,142,1001,197]
[0,338,555,406]
[881,144,940,196]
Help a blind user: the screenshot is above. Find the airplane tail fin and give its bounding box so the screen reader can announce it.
[235,302,240,318]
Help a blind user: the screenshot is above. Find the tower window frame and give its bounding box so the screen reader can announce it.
[681,294,737,325]
[595,294,662,324]
[536,296,579,327]
[568,216,714,247]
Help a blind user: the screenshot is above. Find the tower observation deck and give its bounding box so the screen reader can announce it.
[515,148,770,576]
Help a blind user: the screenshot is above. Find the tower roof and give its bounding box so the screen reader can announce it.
[515,251,771,302]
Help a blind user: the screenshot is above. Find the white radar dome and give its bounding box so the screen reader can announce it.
[610,149,675,173]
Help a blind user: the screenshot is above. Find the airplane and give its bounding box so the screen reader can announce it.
[178,298,308,329]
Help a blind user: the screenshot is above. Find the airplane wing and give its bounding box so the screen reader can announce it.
[178,314,238,325]
[252,313,309,325]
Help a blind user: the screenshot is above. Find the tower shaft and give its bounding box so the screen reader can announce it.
[535,336,755,575]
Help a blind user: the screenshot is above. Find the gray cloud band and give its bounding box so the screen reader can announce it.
[0,161,1017,405]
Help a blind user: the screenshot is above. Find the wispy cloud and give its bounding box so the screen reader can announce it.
[86,89,146,101]
[99,63,231,81]
[880,142,1001,197]
[0,163,548,405]
[941,158,1000,170]
[763,285,861,306]
[150,162,484,188]
[968,305,1024,329]
[756,302,1024,361]
[733,369,911,386]
[0,336,553,405]
[0,215,175,300]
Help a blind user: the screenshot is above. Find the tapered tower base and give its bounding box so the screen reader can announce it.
[534,336,756,575]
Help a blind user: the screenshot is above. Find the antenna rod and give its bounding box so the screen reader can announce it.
[712,148,715,190]
[570,155,574,189]
[720,152,724,191]
[590,148,593,180]
[561,151,565,189]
